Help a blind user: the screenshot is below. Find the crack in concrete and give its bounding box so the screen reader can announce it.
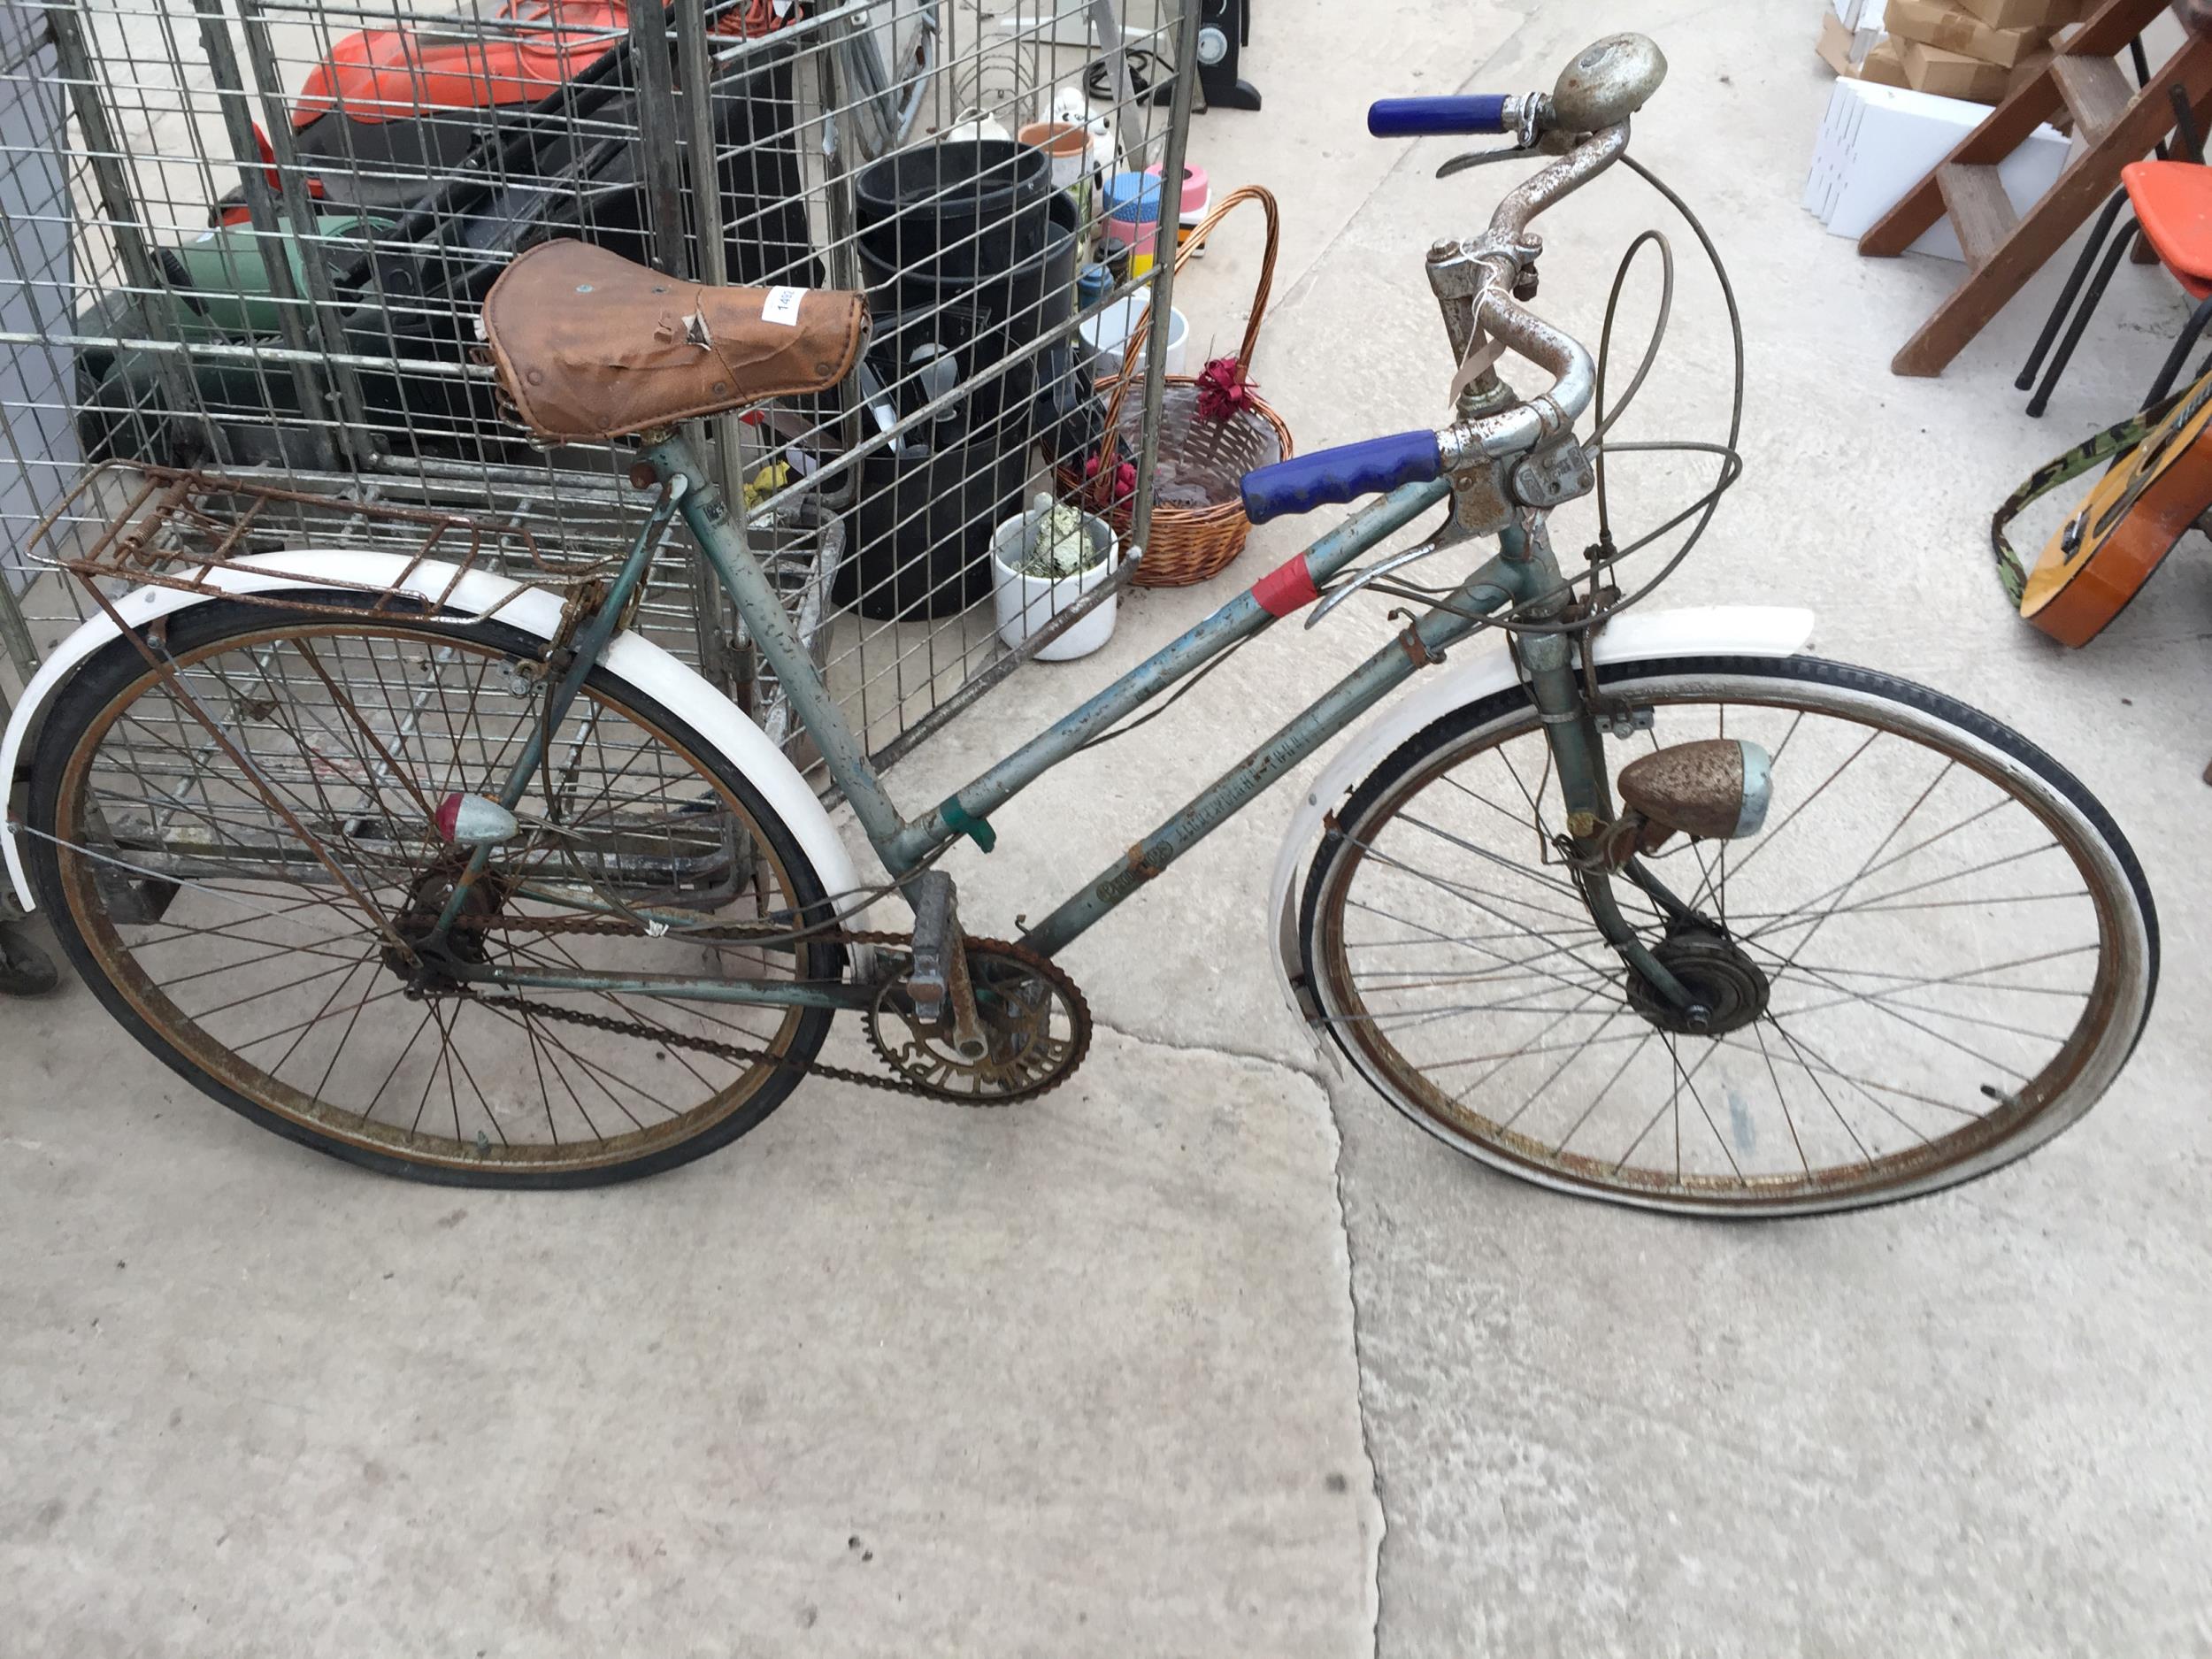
[1322,1080,1390,1659]
[1093,1015,1388,1658]
[1087,1016,1329,1087]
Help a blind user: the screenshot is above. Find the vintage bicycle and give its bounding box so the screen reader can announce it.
[3,35,2159,1214]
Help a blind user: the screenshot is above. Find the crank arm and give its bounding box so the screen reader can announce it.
[943,933,990,1062]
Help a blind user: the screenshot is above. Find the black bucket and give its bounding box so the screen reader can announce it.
[834,411,1037,623]
[864,294,1096,463]
[855,138,1053,282]
[858,188,1080,361]
[864,301,999,442]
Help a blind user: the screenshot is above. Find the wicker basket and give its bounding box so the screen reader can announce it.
[1060,185,1293,588]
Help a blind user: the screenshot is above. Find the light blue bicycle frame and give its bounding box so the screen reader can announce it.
[449,428,1682,1013]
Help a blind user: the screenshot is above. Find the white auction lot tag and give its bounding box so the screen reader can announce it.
[762,286,805,326]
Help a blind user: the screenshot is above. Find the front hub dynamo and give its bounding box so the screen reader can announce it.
[1625,928,1770,1037]
[864,937,1092,1104]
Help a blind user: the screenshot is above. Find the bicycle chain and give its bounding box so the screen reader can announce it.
[463,930,1092,1105]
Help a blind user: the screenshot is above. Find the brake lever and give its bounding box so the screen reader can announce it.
[1435,146,1530,180]
[1305,519,1474,629]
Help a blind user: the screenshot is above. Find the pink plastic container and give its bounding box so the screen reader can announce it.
[1147,161,1211,253]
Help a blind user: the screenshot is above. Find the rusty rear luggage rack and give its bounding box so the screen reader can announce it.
[21,462,848,781]
[23,463,613,626]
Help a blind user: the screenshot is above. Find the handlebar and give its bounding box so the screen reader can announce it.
[1366,95,1521,138]
[1239,36,1666,526]
[1243,431,1442,525]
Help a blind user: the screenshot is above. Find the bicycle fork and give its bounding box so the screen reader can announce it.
[1517,630,1708,1013]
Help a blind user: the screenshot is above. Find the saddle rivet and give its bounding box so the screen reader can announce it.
[712,382,727,396]
[526,368,542,384]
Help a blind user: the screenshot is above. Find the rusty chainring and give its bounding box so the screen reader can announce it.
[458,921,1090,1104]
[861,938,1093,1105]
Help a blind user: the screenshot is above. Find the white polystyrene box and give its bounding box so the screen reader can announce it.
[1806,78,2071,263]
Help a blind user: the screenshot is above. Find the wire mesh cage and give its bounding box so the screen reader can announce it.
[1,0,1196,788]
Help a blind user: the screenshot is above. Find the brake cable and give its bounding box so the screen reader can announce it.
[1346,151,1747,647]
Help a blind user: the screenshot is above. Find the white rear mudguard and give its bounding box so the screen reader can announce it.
[1268,605,1816,1043]
[2,553,871,951]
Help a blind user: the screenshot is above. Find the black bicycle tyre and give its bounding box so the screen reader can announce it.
[27,595,843,1189]
[1298,654,2159,1217]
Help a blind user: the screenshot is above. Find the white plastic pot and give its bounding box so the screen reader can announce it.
[1077,296,1187,380]
[1018,120,1091,194]
[991,503,1120,661]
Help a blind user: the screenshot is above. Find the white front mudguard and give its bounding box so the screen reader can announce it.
[1267,605,1816,1042]
[1,554,871,952]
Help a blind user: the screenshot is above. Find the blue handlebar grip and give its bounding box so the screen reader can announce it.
[1367,95,1512,138]
[1241,431,1444,525]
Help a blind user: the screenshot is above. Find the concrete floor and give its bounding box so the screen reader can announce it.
[8,1,2212,1654]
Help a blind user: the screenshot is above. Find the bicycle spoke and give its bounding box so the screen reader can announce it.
[1310,671,2139,1211]
[47,618,826,1176]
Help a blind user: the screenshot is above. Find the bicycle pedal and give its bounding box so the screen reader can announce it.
[905,870,956,1025]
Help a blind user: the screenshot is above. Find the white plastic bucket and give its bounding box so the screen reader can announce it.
[1077,296,1187,380]
[991,504,1119,661]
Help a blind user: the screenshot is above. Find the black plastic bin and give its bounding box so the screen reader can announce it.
[858,188,1079,359]
[865,295,1098,466]
[855,138,1053,282]
[834,426,1036,622]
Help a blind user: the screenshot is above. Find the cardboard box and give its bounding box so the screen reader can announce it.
[1818,12,1854,73]
[1818,12,1886,73]
[1897,36,2012,101]
[1859,36,1912,88]
[1957,0,2078,27]
[1884,0,2050,67]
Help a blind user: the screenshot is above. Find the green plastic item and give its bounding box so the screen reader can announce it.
[76,213,383,343]
[168,212,388,336]
[71,211,414,466]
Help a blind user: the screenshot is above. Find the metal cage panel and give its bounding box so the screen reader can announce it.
[2,0,1194,790]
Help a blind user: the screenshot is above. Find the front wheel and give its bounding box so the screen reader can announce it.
[1299,656,2158,1217]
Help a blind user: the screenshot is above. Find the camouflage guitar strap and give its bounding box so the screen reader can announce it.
[1989,383,2191,607]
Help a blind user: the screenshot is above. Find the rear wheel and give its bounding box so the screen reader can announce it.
[27,597,843,1187]
[1299,656,2158,1217]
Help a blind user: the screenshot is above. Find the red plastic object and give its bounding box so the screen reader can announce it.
[2124,159,2212,300]
[294,0,803,127]
[295,0,626,126]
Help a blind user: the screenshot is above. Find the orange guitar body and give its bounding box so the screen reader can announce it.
[2022,373,2212,647]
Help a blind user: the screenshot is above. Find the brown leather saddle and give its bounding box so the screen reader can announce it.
[479,240,870,443]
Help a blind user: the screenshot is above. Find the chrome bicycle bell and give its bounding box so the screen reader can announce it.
[1551,34,1668,132]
